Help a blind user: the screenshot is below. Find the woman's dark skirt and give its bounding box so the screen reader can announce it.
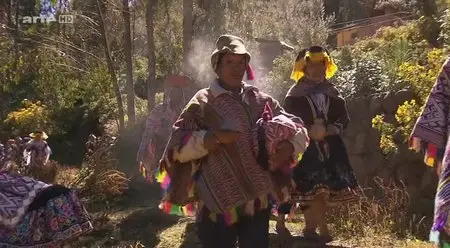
[289,135,360,205]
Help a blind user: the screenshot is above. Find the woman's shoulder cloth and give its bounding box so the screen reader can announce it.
[285,83,304,99]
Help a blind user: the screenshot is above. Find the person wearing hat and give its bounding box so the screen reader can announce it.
[156,34,309,248]
[275,46,360,243]
[25,131,53,182]
[137,75,194,182]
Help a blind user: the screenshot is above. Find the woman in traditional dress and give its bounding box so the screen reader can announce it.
[25,131,55,183]
[156,34,309,248]
[275,46,360,243]
[410,57,450,248]
[0,172,93,247]
[136,75,192,182]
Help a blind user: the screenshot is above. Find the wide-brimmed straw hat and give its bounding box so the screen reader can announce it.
[29,131,49,140]
[211,34,255,80]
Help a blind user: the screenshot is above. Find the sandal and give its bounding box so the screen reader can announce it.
[320,233,333,244]
[303,230,321,241]
[275,224,292,237]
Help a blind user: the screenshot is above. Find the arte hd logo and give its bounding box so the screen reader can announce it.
[21,0,74,24]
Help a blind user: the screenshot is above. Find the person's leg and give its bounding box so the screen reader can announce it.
[315,193,332,242]
[303,201,319,236]
[275,203,292,236]
[197,208,238,248]
[237,208,271,248]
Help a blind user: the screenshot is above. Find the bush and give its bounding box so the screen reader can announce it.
[266,55,296,101]
[4,100,52,135]
[372,49,446,154]
[441,9,450,48]
[333,56,390,99]
[331,18,448,154]
[66,136,129,202]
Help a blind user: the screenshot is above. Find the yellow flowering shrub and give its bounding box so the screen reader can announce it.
[372,115,397,154]
[372,49,446,154]
[4,100,51,134]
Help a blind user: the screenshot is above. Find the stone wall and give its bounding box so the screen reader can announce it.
[343,89,436,214]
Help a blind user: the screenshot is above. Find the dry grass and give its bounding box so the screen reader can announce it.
[59,136,130,201]
[55,166,79,187]
[56,167,129,200]
[327,177,431,241]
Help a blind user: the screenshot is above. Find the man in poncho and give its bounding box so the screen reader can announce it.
[410,57,450,248]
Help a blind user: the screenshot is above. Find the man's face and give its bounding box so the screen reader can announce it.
[216,53,247,88]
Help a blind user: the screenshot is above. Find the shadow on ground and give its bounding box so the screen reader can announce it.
[118,207,180,247]
[72,178,182,247]
[269,234,351,248]
[167,222,351,248]
[179,222,201,248]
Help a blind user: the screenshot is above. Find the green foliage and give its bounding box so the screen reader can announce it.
[327,17,448,154]
[333,55,390,98]
[267,55,296,101]
[331,22,429,101]
[440,9,450,48]
[418,16,442,47]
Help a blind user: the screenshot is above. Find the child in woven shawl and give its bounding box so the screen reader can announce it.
[410,57,450,248]
[0,172,93,247]
[275,46,360,243]
[254,101,308,207]
[158,34,309,248]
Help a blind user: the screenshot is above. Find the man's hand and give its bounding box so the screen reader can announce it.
[204,130,241,151]
[214,130,241,144]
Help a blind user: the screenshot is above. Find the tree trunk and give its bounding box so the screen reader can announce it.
[324,0,341,21]
[122,0,135,125]
[96,0,125,131]
[211,1,225,38]
[182,0,193,74]
[146,0,157,111]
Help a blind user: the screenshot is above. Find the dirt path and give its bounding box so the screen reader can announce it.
[72,180,431,248]
[72,181,349,248]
